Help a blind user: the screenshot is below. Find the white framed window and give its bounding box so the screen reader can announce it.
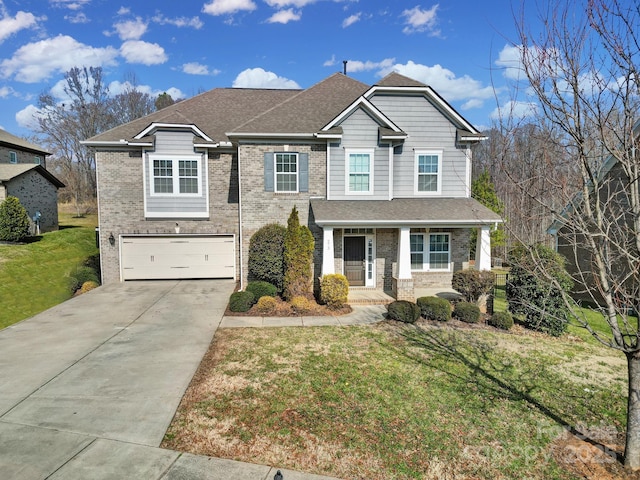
[410,232,450,271]
[34,156,42,165]
[346,148,374,194]
[275,152,298,192]
[415,150,442,195]
[149,154,202,196]
[9,151,17,164]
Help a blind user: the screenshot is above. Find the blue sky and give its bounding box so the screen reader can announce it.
[0,0,528,137]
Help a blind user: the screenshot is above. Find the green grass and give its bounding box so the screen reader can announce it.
[164,324,627,479]
[0,213,98,329]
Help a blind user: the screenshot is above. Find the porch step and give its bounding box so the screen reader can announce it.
[347,289,395,305]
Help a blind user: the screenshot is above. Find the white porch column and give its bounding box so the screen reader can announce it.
[321,227,335,276]
[476,225,492,271]
[397,227,412,279]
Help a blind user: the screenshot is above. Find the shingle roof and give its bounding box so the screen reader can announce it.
[0,129,50,155]
[88,88,301,144]
[376,72,428,88]
[0,164,65,188]
[310,198,502,226]
[230,73,369,135]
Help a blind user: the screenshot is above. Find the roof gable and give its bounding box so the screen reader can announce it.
[0,164,65,188]
[376,72,427,88]
[0,129,50,156]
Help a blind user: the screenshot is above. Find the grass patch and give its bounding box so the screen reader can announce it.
[0,213,98,329]
[163,322,628,479]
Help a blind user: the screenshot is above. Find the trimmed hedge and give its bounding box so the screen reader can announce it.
[387,300,421,323]
[290,295,314,314]
[229,291,255,312]
[248,223,286,293]
[454,301,481,323]
[319,274,349,309]
[245,281,277,300]
[68,265,100,294]
[255,296,277,314]
[416,296,451,322]
[0,196,31,242]
[452,269,495,303]
[488,311,514,330]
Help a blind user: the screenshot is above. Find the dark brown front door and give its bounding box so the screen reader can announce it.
[344,236,365,286]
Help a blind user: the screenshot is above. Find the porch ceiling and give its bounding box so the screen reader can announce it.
[310,198,502,227]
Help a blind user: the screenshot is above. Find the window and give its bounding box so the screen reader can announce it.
[149,155,201,196]
[410,233,450,271]
[275,153,298,192]
[346,149,373,194]
[415,151,442,194]
[9,151,17,164]
[34,156,42,165]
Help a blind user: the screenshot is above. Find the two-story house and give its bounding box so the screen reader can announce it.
[84,72,500,301]
[0,129,64,232]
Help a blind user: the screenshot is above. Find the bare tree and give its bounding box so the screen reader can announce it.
[503,0,640,469]
[109,72,155,124]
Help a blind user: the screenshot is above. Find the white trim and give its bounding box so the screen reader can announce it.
[227,132,314,139]
[315,219,500,227]
[410,232,452,272]
[322,227,335,276]
[326,140,332,200]
[148,154,203,197]
[274,152,299,193]
[323,96,403,133]
[9,151,17,164]
[414,150,443,195]
[475,226,491,271]
[135,123,213,142]
[341,230,376,288]
[345,148,374,195]
[144,211,210,219]
[465,146,472,198]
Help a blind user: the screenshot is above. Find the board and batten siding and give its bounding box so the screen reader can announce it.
[144,130,209,217]
[329,108,390,200]
[370,94,470,198]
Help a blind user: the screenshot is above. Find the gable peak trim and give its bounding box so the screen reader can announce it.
[134,123,213,142]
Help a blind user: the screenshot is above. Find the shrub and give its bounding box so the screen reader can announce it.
[452,269,495,303]
[0,196,31,242]
[245,281,277,300]
[319,274,349,309]
[68,265,100,294]
[229,291,255,312]
[290,295,315,314]
[248,223,286,293]
[488,311,514,330]
[255,296,277,314]
[387,300,421,323]
[417,296,451,322]
[506,244,573,337]
[283,206,314,300]
[454,301,481,323]
[79,281,99,294]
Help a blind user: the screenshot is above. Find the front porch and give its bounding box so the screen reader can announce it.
[347,286,462,305]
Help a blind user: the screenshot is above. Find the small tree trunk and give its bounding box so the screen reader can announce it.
[625,350,640,470]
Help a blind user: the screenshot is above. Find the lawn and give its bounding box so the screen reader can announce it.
[163,320,630,479]
[0,212,98,329]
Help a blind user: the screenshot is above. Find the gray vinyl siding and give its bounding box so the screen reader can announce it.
[144,130,208,217]
[329,108,390,200]
[370,94,469,198]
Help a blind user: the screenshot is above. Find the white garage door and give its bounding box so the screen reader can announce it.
[121,235,235,280]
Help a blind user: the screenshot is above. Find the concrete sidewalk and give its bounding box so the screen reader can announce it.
[0,280,343,480]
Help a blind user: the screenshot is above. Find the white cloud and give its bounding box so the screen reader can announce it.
[495,44,524,80]
[117,7,130,15]
[120,40,167,65]
[378,61,494,104]
[152,13,204,29]
[342,12,360,28]
[323,54,336,67]
[49,0,91,10]
[266,9,301,24]
[401,4,440,35]
[15,104,43,129]
[65,12,89,23]
[113,17,147,40]
[264,0,316,6]
[202,0,257,16]
[182,62,219,75]
[107,80,185,100]
[490,100,538,120]
[232,67,300,89]
[0,10,42,44]
[1,35,119,83]
[346,58,395,73]
[0,85,14,98]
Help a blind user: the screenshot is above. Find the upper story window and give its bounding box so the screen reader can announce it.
[149,155,201,196]
[415,150,442,195]
[410,232,450,271]
[346,149,374,195]
[275,152,298,192]
[34,156,42,165]
[9,151,17,164]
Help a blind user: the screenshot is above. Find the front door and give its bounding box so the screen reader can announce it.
[344,236,365,286]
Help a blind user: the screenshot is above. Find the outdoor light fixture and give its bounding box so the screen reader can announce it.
[108,233,115,246]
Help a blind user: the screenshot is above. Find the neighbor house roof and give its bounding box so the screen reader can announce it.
[0,164,65,188]
[310,198,502,227]
[0,129,50,156]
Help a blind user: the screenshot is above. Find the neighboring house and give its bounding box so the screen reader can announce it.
[0,130,64,233]
[84,72,501,301]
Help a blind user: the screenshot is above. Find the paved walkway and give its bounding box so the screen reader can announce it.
[0,280,384,480]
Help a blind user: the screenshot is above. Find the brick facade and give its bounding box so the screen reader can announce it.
[0,145,46,168]
[5,170,59,232]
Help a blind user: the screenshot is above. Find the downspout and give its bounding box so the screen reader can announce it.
[237,143,244,291]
